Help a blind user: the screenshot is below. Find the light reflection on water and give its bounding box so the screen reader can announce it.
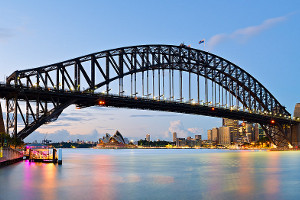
[1,149,300,200]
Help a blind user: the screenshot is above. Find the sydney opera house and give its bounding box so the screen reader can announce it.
[97,131,127,148]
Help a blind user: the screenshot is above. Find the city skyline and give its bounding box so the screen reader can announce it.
[1,1,300,142]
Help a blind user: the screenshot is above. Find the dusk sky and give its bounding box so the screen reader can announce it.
[1,1,300,142]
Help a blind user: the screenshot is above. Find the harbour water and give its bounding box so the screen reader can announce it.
[1,149,300,200]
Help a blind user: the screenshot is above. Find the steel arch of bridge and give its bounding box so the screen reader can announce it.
[3,44,295,147]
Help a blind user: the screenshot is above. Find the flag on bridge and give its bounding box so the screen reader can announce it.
[199,39,205,44]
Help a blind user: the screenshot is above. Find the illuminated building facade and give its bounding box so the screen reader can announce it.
[223,118,239,142]
[207,130,212,141]
[146,134,150,142]
[98,131,126,147]
[212,128,219,142]
[173,132,177,142]
[219,127,231,145]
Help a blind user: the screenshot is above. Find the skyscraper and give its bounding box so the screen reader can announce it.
[219,127,231,145]
[212,128,219,142]
[254,123,259,142]
[146,134,150,142]
[292,103,300,146]
[173,132,177,142]
[223,118,239,142]
[207,130,212,141]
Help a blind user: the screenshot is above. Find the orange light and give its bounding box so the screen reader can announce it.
[211,107,215,111]
[98,100,105,105]
[271,119,275,124]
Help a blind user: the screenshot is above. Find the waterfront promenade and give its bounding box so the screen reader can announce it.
[0,147,23,167]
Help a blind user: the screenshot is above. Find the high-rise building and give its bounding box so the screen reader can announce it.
[294,103,300,117]
[212,128,219,142]
[223,118,239,142]
[254,123,259,142]
[219,127,231,145]
[146,134,150,142]
[292,103,300,146]
[207,130,212,141]
[245,123,254,142]
[173,132,177,142]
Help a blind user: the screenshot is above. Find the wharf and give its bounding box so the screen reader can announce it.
[24,144,62,165]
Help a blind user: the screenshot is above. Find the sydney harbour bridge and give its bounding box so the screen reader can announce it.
[0,44,299,148]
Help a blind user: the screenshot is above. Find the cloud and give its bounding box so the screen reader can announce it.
[187,127,204,135]
[129,114,178,118]
[130,115,154,118]
[164,120,202,139]
[24,129,107,143]
[207,15,288,49]
[164,120,188,138]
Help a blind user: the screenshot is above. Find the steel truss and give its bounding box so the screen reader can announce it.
[3,45,294,147]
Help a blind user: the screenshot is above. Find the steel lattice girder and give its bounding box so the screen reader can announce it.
[2,45,295,147]
[7,45,290,116]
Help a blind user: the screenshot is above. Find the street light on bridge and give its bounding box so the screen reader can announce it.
[98,100,105,105]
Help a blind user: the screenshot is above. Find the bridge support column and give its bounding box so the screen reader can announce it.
[0,101,5,134]
[291,103,300,147]
[6,97,18,138]
[261,123,291,149]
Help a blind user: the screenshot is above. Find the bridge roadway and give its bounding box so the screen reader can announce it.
[0,84,297,126]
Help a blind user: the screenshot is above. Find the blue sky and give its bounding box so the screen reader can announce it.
[1,1,300,142]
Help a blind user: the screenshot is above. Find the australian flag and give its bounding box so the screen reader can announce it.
[199,39,205,44]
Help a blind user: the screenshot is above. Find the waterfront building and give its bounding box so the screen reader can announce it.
[245,123,254,142]
[207,130,212,141]
[223,118,239,142]
[123,138,129,144]
[173,132,177,142]
[258,125,265,140]
[219,127,231,145]
[292,103,300,146]
[195,135,201,140]
[186,139,196,147]
[98,131,126,148]
[254,124,259,141]
[146,134,150,142]
[176,138,186,147]
[212,128,219,142]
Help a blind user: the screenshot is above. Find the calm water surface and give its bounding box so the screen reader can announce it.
[1,149,300,200]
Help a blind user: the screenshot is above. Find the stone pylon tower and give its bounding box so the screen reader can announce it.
[291,103,300,147]
[0,101,5,134]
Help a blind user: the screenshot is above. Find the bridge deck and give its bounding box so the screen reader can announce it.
[0,84,297,126]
